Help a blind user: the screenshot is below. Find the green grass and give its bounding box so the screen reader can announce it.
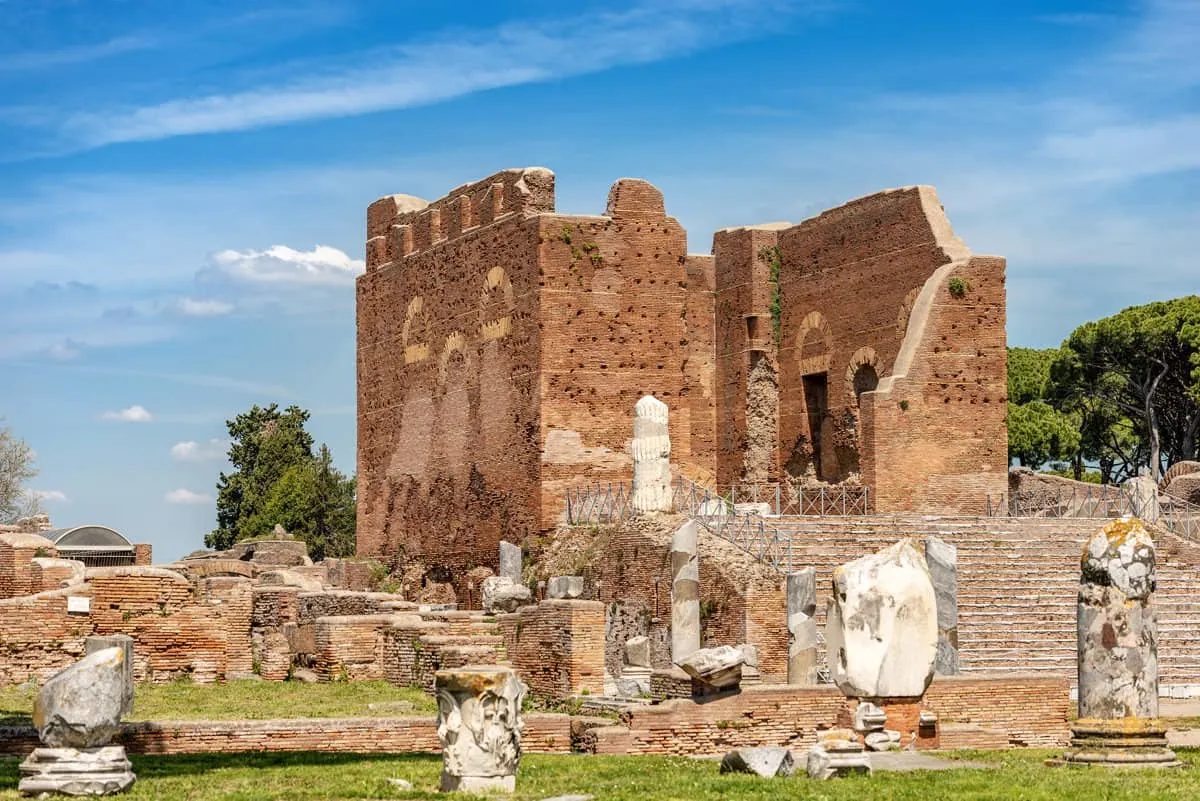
[0,750,1197,800]
[0,679,435,724]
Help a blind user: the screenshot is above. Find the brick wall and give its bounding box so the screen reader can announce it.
[357,169,719,572]
[862,254,1008,514]
[594,674,1069,756]
[134,544,153,566]
[0,533,56,599]
[312,614,395,681]
[499,599,605,697]
[0,715,574,757]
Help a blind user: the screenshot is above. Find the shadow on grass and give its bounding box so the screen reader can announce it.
[129,751,440,779]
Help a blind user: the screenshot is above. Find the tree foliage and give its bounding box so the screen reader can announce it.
[0,422,40,524]
[1008,296,1200,483]
[207,404,355,559]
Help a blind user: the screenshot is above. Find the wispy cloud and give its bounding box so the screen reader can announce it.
[164,488,211,504]
[170,439,229,462]
[100,405,153,422]
[175,297,234,317]
[0,35,156,73]
[54,0,821,148]
[200,244,363,286]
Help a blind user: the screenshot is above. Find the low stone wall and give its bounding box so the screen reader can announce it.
[0,714,574,757]
[594,674,1070,756]
[497,599,606,698]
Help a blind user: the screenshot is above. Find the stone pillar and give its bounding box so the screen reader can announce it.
[435,666,527,793]
[923,536,959,675]
[669,521,700,663]
[1062,517,1179,767]
[786,568,819,685]
[632,395,672,513]
[85,635,134,716]
[498,541,522,583]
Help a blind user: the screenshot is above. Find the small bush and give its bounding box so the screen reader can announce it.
[948,277,967,298]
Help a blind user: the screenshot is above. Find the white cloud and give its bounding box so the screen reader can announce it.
[55,0,818,148]
[28,489,68,502]
[164,488,211,504]
[175,297,234,317]
[100,405,153,422]
[170,439,229,462]
[203,244,364,286]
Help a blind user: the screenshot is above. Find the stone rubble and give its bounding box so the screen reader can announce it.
[677,645,743,692]
[719,746,795,777]
[481,576,533,614]
[806,729,871,780]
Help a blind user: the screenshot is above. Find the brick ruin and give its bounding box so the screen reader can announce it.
[356,168,1007,575]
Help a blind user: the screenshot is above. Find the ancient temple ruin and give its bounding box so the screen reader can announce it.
[355,167,1008,573]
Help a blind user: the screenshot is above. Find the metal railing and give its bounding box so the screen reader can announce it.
[987,483,1200,541]
[673,481,870,517]
[564,482,634,526]
[671,477,794,571]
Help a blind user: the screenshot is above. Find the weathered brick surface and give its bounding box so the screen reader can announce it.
[0,714,574,757]
[357,169,715,576]
[595,674,1068,756]
[498,599,605,697]
[0,533,57,599]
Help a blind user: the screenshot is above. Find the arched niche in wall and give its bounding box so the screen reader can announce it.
[479,266,515,341]
[845,346,881,407]
[402,296,431,364]
[436,330,474,472]
[795,310,833,376]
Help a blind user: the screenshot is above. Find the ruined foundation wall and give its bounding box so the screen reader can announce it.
[357,168,550,574]
[861,255,1008,514]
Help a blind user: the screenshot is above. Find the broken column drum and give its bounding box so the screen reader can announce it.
[435,666,527,793]
[632,395,672,513]
[1062,517,1179,767]
[669,521,701,663]
[787,568,819,685]
[923,536,960,675]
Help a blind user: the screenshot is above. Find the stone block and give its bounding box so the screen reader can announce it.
[677,645,743,691]
[826,539,937,698]
[719,746,795,777]
[787,568,819,685]
[482,577,532,614]
[35,648,127,749]
[84,635,133,717]
[924,535,959,675]
[499,541,523,583]
[624,636,651,668]
[547,576,584,600]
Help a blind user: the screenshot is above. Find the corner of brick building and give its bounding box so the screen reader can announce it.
[357,170,718,579]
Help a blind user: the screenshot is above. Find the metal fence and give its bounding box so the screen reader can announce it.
[987,483,1200,541]
[564,482,633,526]
[672,481,870,517]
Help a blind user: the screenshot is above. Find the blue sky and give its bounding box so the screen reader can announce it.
[1,0,1197,561]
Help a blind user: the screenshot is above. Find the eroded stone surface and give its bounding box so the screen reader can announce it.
[677,645,743,691]
[806,731,871,780]
[669,522,700,663]
[631,395,672,513]
[499,541,523,583]
[547,576,584,600]
[787,568,819,685]
[624,636,651,669]
[481,576,532,614]
[83,636,133,718]
[924,535,959,675]
[826,539,937,698]
[34,648,126,749]
[19,746,136,797]
[719,746,795,777]
[435,666,527,793]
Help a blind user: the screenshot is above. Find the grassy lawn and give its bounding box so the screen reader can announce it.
[0,750,1196,800]
[0,679,435,724]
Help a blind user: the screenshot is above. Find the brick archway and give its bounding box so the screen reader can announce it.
[795,311,833,376]
[402,296,430,364]
[479,266,515,341]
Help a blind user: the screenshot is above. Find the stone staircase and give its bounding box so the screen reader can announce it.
[764,515,1200,690]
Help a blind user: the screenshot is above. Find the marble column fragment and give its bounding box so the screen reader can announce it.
[85,635,134,716]
[670,521,701,664]
[435,666,527,793]
[786,568,819,685]
[1062,516,1179,767]
[923,536,959,675]
[498,541,522,583]
[632,395,672,513]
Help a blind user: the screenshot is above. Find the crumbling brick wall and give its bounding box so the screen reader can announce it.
[0,533,56,599]
[497,599,605,698]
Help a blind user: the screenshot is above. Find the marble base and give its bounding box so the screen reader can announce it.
[19,746,136,796]
[439,772,516,793]
[1059,718,1182,768]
